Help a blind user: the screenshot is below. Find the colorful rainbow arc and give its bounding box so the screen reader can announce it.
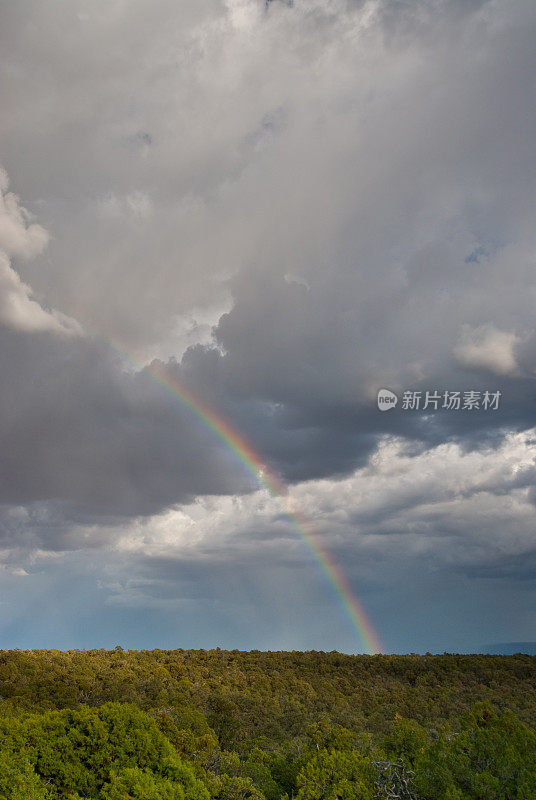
[143,359,383,655]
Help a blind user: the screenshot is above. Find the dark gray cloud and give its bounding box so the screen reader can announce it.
[0,331,253,521]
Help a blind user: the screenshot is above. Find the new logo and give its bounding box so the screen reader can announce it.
[377,389,398,411]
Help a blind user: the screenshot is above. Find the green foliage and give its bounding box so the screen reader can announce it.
[382,716,428,766]
[296,749,376,800]
[414,703,536,799]
[208,773,266,800]
[0,701,208,800]
[29,706,110,796]
[303,720,371,754]
[101,767,188,800]
[0,751,51,800]
[160,753,210,799]
[157,710,220,768]
[1,650,536,800]
[3,650,536,744]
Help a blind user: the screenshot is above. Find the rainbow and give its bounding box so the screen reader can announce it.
[145,359,383,655]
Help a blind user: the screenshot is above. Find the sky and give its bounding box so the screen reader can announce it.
[0,0,535,655]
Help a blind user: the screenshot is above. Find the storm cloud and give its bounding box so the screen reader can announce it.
[0,0,535,653]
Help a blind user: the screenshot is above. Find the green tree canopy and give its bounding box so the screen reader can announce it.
[295,749,376,800]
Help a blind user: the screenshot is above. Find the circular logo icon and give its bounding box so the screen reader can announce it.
[377,388,398,411]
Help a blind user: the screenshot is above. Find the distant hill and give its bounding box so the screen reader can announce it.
[484,641,536,655]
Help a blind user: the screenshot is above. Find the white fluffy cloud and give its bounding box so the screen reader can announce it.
[0,167,48,259]
[101,428,536,576]
[454,324,521,376]
[0,167,80,335]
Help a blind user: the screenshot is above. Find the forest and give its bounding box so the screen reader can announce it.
[0,648,535,799]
